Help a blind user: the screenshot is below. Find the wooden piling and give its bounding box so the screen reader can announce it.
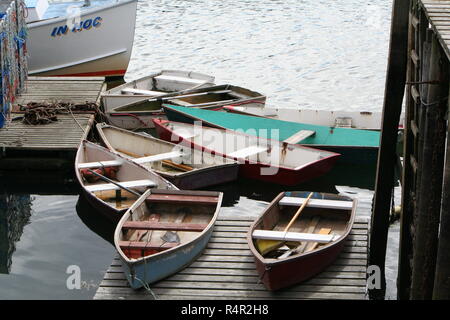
[410,34,448,299]
[368,0,410,300]
[432,86,450,299]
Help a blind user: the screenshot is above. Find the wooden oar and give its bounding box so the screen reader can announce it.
[86,169,142,197]
[256,192,314,255]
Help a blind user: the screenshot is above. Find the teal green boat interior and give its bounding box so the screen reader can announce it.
[163,105,380,148]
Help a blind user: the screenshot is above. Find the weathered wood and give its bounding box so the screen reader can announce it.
[432,81,450,299]
[411,33,448,299]
[95,216,369,300]
[398,4,420,300]
[122,221,208,232]
[369,0,410,300]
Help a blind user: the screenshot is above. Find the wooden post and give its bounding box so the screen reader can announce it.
[397,2,417,300]
[410,34,448,299]
[368,0,410,300]
[433,84,450,299]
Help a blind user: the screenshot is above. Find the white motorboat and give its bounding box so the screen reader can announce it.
[26,0,137,77]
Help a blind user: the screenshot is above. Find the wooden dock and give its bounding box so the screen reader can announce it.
[0,77,105,168]
[94,216,369,300]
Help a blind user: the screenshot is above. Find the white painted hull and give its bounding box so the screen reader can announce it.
[27,0,138,77]
[225,106,405,130]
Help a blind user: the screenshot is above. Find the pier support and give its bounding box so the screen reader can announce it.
[432,93,450,299]
[410,34,448,300]
[368,0,410,300]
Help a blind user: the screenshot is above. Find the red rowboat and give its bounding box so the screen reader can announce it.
[152,118,340,186]
[247,191,357,290]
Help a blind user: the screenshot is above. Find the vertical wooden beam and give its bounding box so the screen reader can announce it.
[410,35,448,299]
[397,4,416,300]
[369,0,410,300]
[433,83,450,299]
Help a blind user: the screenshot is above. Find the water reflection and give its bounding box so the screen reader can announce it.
[76,192,116,246]
[0,194,32,274]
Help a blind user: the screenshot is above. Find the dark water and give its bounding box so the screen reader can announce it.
[0,0,401,299]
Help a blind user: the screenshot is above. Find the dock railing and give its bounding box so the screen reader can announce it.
[0,0,28,128]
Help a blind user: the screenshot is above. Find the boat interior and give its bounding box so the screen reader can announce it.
[111,84,265,112]
[252,192,354,259]
[108,70,214,96]
[100,125,235,176]
[118,190,220,260]
[164,121,336,169]
[77,142,171,210]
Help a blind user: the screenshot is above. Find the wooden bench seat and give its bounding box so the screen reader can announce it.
[146,193,218,205]
[118,241,178,251]
[120,88,166,96]
[78,159,123,169]
[85,179,156,192]
[252,230,340,243]
[132,151,183,164]
[282,130,316,144]
[122,221,207,232]
[228,145,268,158]
[279,197,354,210]
[154,74,209,85]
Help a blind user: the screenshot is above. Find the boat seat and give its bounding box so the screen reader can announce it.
[122,221,207,232]
[252,229,340,243]
[121,88,167,96]
[85,179,156,193]
[78,159,123,169]
[118,241,178,251]
[228,145,268,159]
[279,197,354,210]
[282,130,316,144]
[132,151,183,164]
[146,193,219,205]
[154,74,209,85]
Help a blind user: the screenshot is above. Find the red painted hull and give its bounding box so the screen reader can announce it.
[247,191,357,291]
[153,119,339,186]
[253,238,347,291]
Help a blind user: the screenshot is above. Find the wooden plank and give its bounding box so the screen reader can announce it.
[84,179,156,192]
[95,214,368,300]
[122,221,208,232]
[282,130,315,144]
[251,229,338,242]
[279,197,354,210]
[77,159,124,169]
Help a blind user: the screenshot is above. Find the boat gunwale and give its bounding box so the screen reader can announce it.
[163,104,381,149]
[152,118,341,172]
[95,123,239,179]
[27,0,139,28]
[101,70,216,98]
[75,140,177,215]
[246,191,358,267]
[114,189,223,265]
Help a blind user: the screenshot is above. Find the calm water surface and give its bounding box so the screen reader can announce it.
[0,0,400,299]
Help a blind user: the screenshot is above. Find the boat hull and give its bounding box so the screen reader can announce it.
[247,191,357,291]
[81,188,125,224]
[122,224,214,289]
[96,124,240,189]
[153,119,339,186]
[253,239,347,291]
[162,164,239,189]
[27,0,137,77]
[163,105,380,166]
